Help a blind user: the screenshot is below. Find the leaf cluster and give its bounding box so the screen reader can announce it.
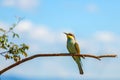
[0,17,29,62]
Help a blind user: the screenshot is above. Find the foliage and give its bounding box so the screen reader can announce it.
[0,17,29,62]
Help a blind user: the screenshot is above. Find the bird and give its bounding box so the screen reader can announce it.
[64,32,84,75]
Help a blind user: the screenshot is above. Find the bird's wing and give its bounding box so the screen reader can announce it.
[74,42,80,54]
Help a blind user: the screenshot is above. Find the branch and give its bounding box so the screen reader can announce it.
[0,53,117,75]
[0,51,9,57]
[0,51,9,55]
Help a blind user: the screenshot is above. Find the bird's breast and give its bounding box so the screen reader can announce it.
[67,40,77,54]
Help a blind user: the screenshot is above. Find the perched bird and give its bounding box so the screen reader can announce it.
[64,32,83,75]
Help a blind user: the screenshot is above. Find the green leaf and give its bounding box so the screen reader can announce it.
[5,54,10,59]
[13,56,21,62]
[22,52,27,57]
[0,28,6,33]
[13,33,16,38]
[14,58,17,62]
[12,33,19,38]
[7,44,10,47]
[15,33,19,38]
[9,27,13,31]
[1,44,7,49]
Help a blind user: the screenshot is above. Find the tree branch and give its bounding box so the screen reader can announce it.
[0,53,117,75]
[0,51,9,55]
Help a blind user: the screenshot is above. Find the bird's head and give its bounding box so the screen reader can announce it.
[64,32,75,40]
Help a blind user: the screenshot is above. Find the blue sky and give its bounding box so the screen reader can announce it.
[0,0,120,80]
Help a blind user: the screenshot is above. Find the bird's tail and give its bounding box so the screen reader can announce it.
[77,61,84,75]
[73,56,84,75]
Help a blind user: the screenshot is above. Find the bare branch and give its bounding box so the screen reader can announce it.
[0,53,117,75]
[98,54,117,58]
[0,51,9,55]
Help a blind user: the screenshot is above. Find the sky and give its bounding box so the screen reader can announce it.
[0,0,120,80]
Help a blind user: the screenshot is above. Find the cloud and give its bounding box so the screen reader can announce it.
[94,31,117,43]
[1,0,39,10]
[78,31,120,55]
[16,21,120,54]
[16,20,65,44]
[16,20,32,32]
[85,3,99,13]
[79,39,100,54]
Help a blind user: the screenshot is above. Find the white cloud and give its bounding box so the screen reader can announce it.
[79,39,99,54]
[30,27,55,43]
[16,20,65,44]
[85,3,99,13]
[2,0,15,6]
[2,0,39,10]
[16,20,32,32]
[94,31,116,43]
[77,31,120,55]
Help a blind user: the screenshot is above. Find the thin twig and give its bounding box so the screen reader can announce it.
[0,51,9,57]
[0,53,117,75]
[0,51,9,55]
[98,54,117,58]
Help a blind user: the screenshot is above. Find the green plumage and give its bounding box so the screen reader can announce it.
[65,33,83,75]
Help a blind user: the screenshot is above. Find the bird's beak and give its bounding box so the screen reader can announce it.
[64,32,67,35]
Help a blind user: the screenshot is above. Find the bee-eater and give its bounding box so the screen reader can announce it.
[64,32,83,75]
